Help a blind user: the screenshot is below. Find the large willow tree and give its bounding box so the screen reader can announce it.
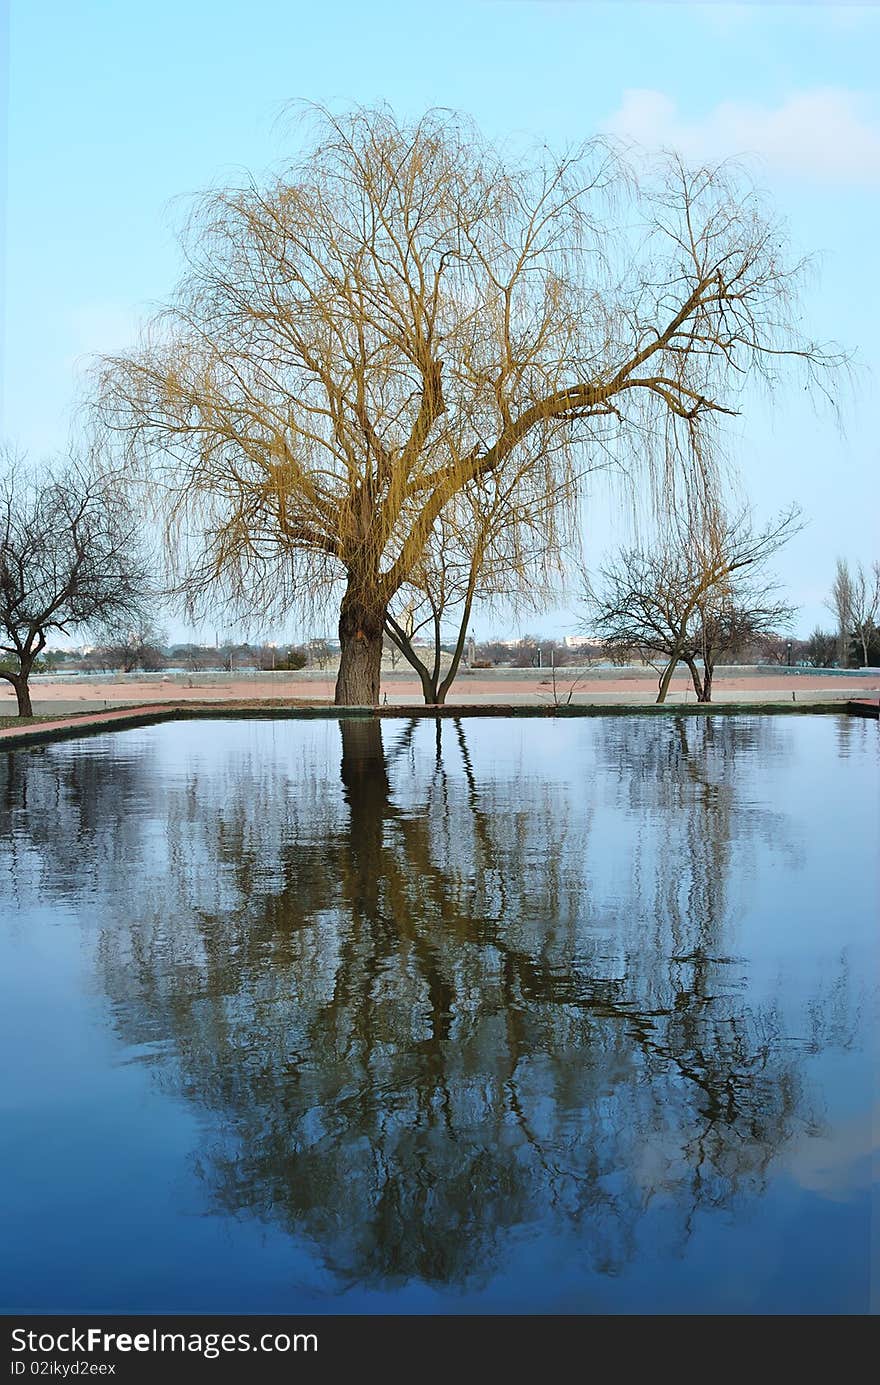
[96,105,834,705]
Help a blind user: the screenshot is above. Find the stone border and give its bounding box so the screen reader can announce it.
[1,697,875,751]
[848,698,880,719]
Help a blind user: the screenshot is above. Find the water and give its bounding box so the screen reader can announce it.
[1,714,876,1315]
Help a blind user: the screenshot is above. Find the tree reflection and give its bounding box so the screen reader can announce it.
[0,714,858,1292]
[0,735,156,900]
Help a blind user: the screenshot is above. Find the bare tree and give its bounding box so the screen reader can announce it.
[804,628,837,669]
[684,591,794,702]
[101,617,168,672]
[846,561,879,668]
[0,456,153,715]
[828,558,854,668]
[95,105,839,706]
[585,543,708,702]
[171,643,221,672]
[305,638,332,670]
[585,505,801,703]
[827,558,880,668]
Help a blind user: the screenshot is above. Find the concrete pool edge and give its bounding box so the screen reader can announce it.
[1,697,877,750]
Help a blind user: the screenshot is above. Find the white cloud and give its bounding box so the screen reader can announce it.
[604,88,880,185]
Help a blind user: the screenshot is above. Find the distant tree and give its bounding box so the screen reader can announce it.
[102,618,168,672]
[565,640,603,666]
[472,635,588,669]
[383,632,404,670]
[218,642,260,672]
[847,561,880,667]
[804,628,837,669]
[0,456,152,715]
[255,641,312,671]
[78,646,120,674]
[38,649,74,673]
[471,639,506,667]
[276,645,308,672]
[756,633,790,666]
[848,624,880,669]
[172,643,221,672]
[827,559,880,668]
[586,542,704,699]
[537,640,586,669]
[306,638,333,670]
[827,558,855,667]
[606,642,639,667]
[585,504,801,703]
[508,636,540,669]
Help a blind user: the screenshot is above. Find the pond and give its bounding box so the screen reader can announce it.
[0,714,876,1315]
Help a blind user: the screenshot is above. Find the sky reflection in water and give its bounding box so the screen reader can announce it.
[0,713,876,1314]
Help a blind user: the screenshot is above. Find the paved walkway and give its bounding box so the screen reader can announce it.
[4,667,879,718]
[0,704,186,745]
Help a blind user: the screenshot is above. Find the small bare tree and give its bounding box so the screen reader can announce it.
[95,105,840,707]
[585,544,709,702]
[829,558,880,668]
[0,456,153,715]
[585,505,801,703]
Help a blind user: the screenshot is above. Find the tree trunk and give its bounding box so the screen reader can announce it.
[684,656,708,702]
[702,660,714,703]
[335,580,386,707]
[7,673,33,717]
[656,655,679,704]
[16,679,32,717]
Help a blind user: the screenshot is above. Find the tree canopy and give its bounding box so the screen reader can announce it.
[96,104,838,704]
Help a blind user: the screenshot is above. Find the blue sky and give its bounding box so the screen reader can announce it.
[1,0,878,642]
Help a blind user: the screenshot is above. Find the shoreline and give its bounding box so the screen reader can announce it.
[2,695,877,751]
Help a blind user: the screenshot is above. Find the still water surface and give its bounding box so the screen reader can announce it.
[1,714,876,1314]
